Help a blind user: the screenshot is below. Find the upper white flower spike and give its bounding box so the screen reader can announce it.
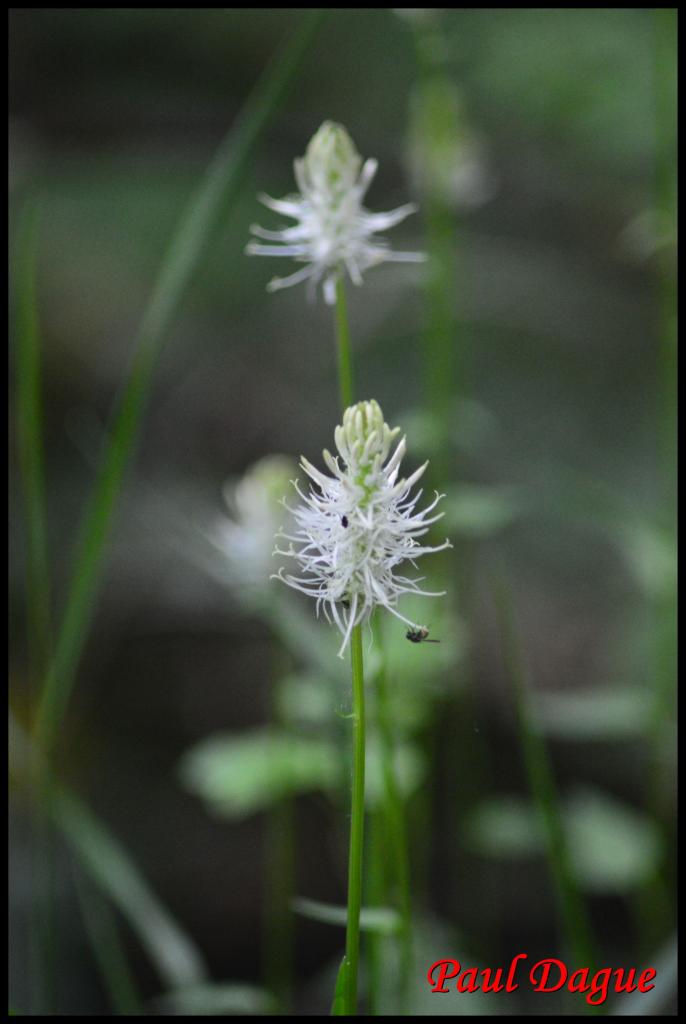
[274,400,451,657]
[247,121,426,304]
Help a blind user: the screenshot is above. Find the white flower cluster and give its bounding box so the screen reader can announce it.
[247,121,425,304]
[274,400,450,656]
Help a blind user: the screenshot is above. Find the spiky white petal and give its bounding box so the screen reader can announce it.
[247,121,426,304]
[273,401,450,656]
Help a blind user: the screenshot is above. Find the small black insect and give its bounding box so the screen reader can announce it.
[341,515,349,528]
[406,626,440,644]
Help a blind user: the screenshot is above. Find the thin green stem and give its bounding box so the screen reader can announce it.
[334,276,354,412]
[343,624,365,1015]
[373,626,412,1013]
[32,10,324,759]
[649,5,677,841]
[263,796,295,1014]
[73,871,141,1016]
[14,203,51,679]
[411,21,460,488]
[263,641,295,1013]
[333,270,365,1014]
[654,7,677,503]
[13,204,57,1015]
[364,810,385,1016]
[494,580,599,1013]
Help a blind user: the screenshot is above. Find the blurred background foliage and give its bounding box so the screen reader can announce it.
[9,8,676,1016]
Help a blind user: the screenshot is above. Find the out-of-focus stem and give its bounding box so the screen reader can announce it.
[335,277,355,412]
[263,643,295,1013]
[373,627,412,1013]
[364,809,384,1016]
[495,580,599,1015]
[343,625,366,1015]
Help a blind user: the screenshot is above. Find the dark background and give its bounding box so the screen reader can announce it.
[9,8,677,1015]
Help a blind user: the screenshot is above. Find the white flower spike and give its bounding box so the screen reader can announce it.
[274,400,451,657]
[247,121,426,304]
[211,455,297,606]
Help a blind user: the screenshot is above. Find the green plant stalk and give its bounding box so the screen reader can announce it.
[14,204,51,679]
[650,3,677,833]
[412,21,460,488]
[30,770,57,1016]
[407,22,465,922]
[263,641,295,1013]
[332,266,365,1014]
[364,809,385,1016]
[373,626,412,1013]
[73,872,141,1016]
[495,582,598,1013]
[33,9,324,758]
[632,10,677,958]
[13,205,58,1014]
[343,624,366,1015]
[335,277,355,412]
[56,787,207,990]
[263,795,295,1014]
[654,7,677,500]
[424,194,457,476]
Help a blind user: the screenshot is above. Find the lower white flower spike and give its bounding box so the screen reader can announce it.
[273,400,451,657]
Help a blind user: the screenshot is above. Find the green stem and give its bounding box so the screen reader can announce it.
[13,204,57,1014]
[373,626,412,1013]
[264,795,295,1014]
[364,810,384,1016]
[14,203,51,680]
[412,21,460,488]
[343,624,365,1015]
[334,277,354,412]
[73,871,141,1016]
[263,640,295,1013]
[495,580,599,1014]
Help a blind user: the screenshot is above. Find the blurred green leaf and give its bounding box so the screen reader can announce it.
[467,795,541,857]
[56,789,207,989]
[442,484,522,536]
[179,728,340,819]
[293,898,401,936]
[532,687,652,741]
[566,789,662,894]
[467,788,662,893]
[466,9,655,169]
[364,737,426,810]
[276,672,337,728]
[402,915,494,1016]
[153,983,277,1016]
[618,521,676,599]
[399,400,501,458]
